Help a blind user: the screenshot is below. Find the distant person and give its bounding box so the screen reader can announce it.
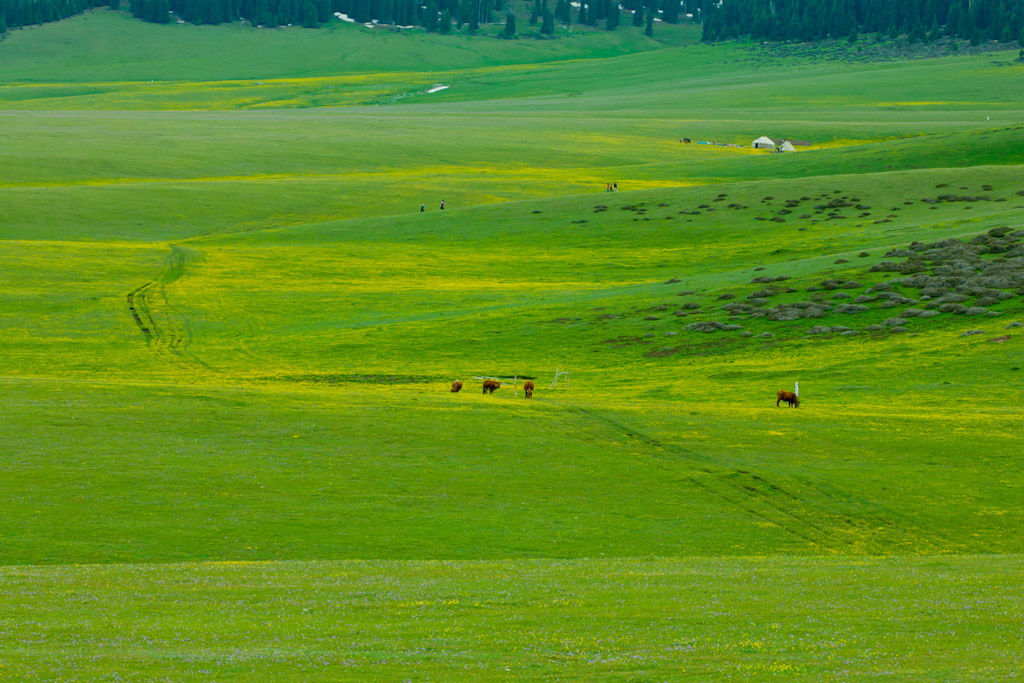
[420,203,425,212]
[440,200,445,210]
[613,182,618,192]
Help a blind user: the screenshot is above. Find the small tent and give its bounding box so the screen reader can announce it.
[779,140,796,153]
[752,136,776,150]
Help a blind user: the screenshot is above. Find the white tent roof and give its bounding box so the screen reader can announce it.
[779,140,796,152]
[752,135,776,149]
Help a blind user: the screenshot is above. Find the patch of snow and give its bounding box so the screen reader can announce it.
[334,12,356,22]
[427,84,450,94]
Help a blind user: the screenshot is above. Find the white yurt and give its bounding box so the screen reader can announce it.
[779,140,796,152]
[752,136,776,150]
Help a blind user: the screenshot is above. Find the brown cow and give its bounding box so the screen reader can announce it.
[777,390,799,408]
[523,380,535,398]
[482,379,501,394]
[451,380,463,393]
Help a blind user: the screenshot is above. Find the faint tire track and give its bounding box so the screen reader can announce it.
[565,406,945,554]
[125,246,206,367]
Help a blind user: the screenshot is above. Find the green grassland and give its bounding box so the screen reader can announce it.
[2,556,1021,681]
[1,11,1023,681]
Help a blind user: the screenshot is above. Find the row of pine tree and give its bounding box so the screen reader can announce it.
[16,0,1020,44]
[701,0,1024,45]
[1,0,108,33]
[132,0,698,31]
[1,0,700,34]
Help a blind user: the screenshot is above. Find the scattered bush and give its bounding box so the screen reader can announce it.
[685,321,729,332]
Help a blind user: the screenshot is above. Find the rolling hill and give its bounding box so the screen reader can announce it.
[1,10,1022,681]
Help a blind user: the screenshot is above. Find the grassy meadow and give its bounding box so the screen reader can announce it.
[1,9,1023,681]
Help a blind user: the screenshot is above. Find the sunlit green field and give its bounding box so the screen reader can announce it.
[1,9,1023,681]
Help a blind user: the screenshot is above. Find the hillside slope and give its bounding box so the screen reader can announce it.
[1,17,1022,682]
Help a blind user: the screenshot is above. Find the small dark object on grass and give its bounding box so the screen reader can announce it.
[664,277,681,284]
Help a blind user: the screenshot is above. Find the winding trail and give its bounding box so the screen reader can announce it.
[126,246,205,366]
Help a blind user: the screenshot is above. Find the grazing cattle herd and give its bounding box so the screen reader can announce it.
[453,378,801,407]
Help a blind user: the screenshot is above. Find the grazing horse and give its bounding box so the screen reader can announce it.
[451,380,463,393]
[482,379,501,394]
[523,380,534,398]
[777,390,799,408]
